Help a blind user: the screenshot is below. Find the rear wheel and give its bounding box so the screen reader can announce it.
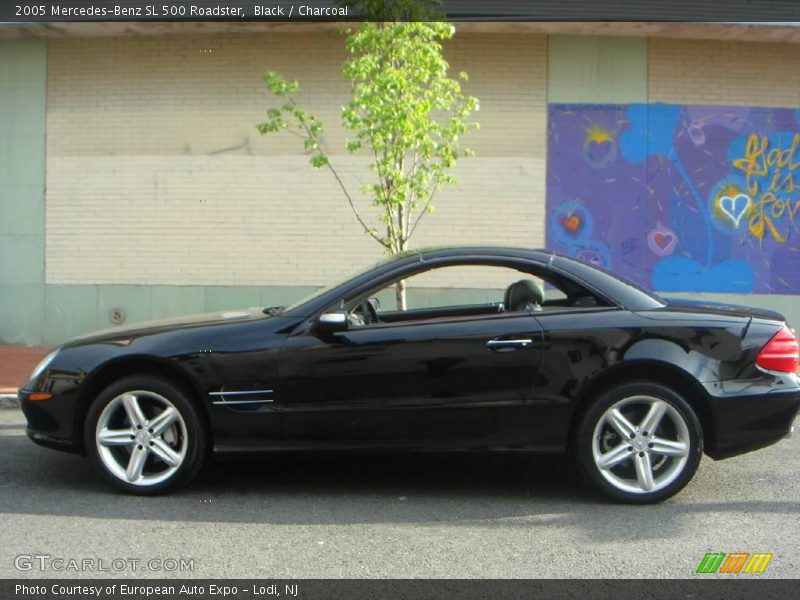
[575,382,702,504]
[84,375,207,495]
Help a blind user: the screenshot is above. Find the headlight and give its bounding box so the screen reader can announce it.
[29,349,59,382]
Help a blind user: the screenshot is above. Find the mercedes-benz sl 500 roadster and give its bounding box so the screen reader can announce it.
[20,247,800,502]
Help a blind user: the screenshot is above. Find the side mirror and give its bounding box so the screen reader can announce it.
[314,311,349,334]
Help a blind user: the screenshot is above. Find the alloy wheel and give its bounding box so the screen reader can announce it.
[95,390,188,486]
[591,394,690,495]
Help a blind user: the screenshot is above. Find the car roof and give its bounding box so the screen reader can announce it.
[282,245,666,316]
[403,246,555,262]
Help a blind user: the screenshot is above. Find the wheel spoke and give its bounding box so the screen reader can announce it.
[606,409,637,439]
[98,428,135,446]
[97,389,189,486]
[650,436,689,457]
[633,453,655,492]
[126,445,148,482]
[149,406,178,435]
[597,443,633,470]
[593,394,693,496]
[639,400,668,435]
[122,394,146,429]
[149,438,181,467]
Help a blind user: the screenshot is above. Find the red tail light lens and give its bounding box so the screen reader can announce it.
[756,325,799,373]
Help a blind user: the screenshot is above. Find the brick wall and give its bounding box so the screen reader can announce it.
[45,31,547,289]
[648,38,800,106]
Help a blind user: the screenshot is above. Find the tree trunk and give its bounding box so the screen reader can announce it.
[395,278,407,311]
[394,237,408,311]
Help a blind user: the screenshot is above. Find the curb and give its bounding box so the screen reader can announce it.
[0,392,20,409]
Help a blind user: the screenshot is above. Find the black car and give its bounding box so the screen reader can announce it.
[19,247,800,503]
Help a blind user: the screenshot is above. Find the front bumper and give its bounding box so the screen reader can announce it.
[19,388,82,454]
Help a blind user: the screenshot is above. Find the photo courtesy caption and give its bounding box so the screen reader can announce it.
[15,584,296,597]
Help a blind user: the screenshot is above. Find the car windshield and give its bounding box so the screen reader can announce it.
[277,254,399,314]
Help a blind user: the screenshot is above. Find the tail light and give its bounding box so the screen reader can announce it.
[756,325,799,373]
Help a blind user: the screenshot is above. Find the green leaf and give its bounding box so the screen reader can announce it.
[345,139,363,153]
[310,154,329,168]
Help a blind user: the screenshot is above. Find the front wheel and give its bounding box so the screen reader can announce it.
[84,375,208,495]
[575,382,703,504]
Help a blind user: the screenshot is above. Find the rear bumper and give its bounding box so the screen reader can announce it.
[703,378,800,460]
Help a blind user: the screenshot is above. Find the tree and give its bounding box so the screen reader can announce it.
[257,21,479,309]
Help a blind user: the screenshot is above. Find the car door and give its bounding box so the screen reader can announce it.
[276,312,544,448]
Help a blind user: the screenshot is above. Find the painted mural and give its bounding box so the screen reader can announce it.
[547,103,800,294]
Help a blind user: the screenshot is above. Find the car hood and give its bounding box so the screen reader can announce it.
[62,307,272,347]
[659,297,786,322]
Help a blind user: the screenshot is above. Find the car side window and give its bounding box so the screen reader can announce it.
[379,265,522,312]
[343,263,610,327]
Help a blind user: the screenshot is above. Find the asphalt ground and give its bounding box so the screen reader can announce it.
[0,408,798,579]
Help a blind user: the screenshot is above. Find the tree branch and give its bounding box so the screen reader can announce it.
[286,95,391,251]
[408,176,441,240]
[403,150,419,240]
[324,160,391,251]
[371,142,400,252]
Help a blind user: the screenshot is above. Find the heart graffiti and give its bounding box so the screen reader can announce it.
[562,214,582,234]
[718,193,751,228]
[647,225,678,257]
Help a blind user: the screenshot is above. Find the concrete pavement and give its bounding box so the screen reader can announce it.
[1,408,798,579]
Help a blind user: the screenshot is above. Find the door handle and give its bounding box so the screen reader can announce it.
[486,338,534,350]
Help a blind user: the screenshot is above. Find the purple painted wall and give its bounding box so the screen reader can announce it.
[546,103,800,294]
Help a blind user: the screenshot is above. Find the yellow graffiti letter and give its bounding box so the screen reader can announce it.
[749,192,785,243]
[733,133,768,197]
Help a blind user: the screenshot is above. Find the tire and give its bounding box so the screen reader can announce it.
[84,375,208,495]
[574,381,703,504]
